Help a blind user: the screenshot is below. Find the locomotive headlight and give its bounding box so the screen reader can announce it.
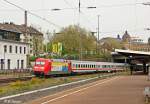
[41,67,44,70]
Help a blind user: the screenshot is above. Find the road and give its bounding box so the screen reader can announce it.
[26,75,149,104]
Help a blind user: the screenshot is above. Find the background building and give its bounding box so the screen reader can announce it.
[0,22,44,56]
[0,26,29,69]
[122,31,150,52]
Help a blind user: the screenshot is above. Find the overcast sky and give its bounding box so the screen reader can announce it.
[0,0,150,42]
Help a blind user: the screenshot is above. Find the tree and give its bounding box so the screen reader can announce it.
[50,25,96,58]
[99,37,124,51]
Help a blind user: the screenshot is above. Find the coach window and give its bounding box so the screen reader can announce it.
[73,64,75,68]
[83,64,85,68]
[76,64,78,68]
[86,64,87,68]
[78,64,80,68]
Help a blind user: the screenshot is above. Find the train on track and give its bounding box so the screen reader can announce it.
[33,58,125,76]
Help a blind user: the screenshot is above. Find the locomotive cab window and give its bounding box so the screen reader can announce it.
[35,61,45,66]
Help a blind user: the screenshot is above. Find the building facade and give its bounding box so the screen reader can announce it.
[0,23,44,56]
[0,40,28,69]
[15,25,43,56]
[122,31,150,52]
[0,23,29,69]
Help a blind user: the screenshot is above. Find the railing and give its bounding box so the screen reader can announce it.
[0,69,33,78]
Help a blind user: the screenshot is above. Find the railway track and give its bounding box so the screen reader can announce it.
[0,75,34,85]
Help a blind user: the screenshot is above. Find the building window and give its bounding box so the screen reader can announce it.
[17,60,19,69]
[24,47,26,54]
[7,59,10,69]
[20,46,22,54]
[4,45,7,53]
[15,46,18,53]
[0,59,4,70]
[9,45,12,53]
[21,60,24,69]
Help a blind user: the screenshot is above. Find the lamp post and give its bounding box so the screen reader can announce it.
[97,15,100,54]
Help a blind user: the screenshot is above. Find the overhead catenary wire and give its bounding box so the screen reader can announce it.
[0,2,144,12]
[62,0,96,30]
[3,0,62,29]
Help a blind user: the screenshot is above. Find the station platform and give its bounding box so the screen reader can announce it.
[27,75,150,104]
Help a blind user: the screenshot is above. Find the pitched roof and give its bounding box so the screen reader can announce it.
[0,23,43,35]
[0,23,21,33]
[15,24,43,35]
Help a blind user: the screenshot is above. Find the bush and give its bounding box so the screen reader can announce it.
[29,56,37,61]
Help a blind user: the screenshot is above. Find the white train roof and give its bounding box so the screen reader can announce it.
[71,60,124,65]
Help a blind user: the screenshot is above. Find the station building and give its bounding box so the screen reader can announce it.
[0,24,29,70]
[0,40,29,70]
[0,22,44,56]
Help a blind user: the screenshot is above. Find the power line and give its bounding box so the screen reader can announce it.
[3,0,62,29]
[0,2,144,12]
[63,0,75,9]
[96,3,142,8]
[62,0,96,29]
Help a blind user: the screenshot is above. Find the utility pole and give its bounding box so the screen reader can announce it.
[79,0,81,13]
[97,15,100,54]
[24,10,28,43]
[78,0,83,60]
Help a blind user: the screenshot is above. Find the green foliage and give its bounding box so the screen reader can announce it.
[29,56,37,61]
[50,25,96,56]
[0,74,105,96]
[100,37,124,51]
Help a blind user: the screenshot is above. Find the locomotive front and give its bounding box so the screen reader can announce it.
[33,58,51,76]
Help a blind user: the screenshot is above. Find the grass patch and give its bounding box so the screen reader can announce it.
[0,72,122,97]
